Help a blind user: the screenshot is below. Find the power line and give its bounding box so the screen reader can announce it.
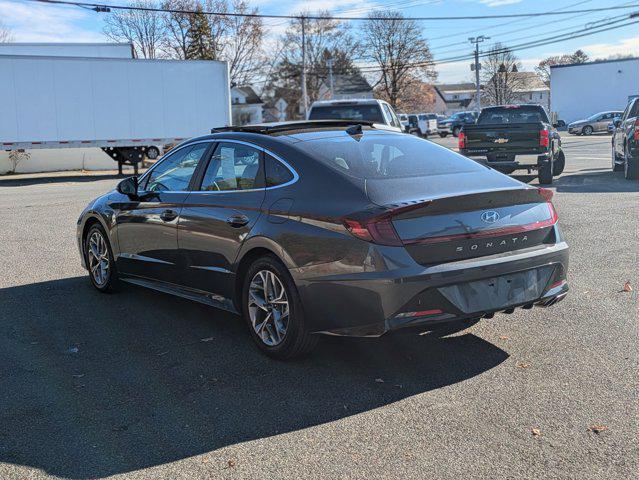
[23,0,639,21]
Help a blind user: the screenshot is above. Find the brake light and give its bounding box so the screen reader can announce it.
[537,187,553,202]
[538,187,558,223]
[634,119,639,141]
[539,129,550,148]
[343,218,402,246]
[458,131,466,149]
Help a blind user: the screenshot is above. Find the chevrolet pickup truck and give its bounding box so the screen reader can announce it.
[458,105,565,185]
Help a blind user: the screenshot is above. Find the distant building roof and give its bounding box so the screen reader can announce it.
[330,73,372,95]
[232,86,263,105]
[435,83,477,93]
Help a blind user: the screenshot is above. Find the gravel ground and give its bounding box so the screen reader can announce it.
[0,133,637,479]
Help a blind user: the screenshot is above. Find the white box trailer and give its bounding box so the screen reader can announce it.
[0,42,134,58]
[0,55,231,173]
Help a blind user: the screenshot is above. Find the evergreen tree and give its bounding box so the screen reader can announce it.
[185,8,216,60]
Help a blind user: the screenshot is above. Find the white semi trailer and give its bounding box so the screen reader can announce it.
[0,55,231,174]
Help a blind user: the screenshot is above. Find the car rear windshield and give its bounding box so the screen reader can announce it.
[308,105,385,123]
[296,132,484,180]
[478,106,549,124]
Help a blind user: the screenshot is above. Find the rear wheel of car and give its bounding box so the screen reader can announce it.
[439,133,448,138]
[612,144,624,171]
[538,159,553,185]
[452,126,461,137]
[242,255,318,359]
[624,146,639,180]
[582,125,593,136]
[84,223,118,292]
[554,151,566,176]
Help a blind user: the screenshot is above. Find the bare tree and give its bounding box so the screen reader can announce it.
[264,12,357,116]
[360,10,437,109]
[481,43,525,106]
[222,0,265,87]
[536,49,589,85]
[0,20,14,42]
[161,0,196,59]
[104,0,166,58]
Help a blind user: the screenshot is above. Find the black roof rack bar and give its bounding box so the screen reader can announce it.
[210,120,376,135]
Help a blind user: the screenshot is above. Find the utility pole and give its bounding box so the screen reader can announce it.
[469,35,489,114]
[326,58,334,99]
[301,16,308,118]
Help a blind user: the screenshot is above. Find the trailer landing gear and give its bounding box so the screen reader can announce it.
[101,146,147,175]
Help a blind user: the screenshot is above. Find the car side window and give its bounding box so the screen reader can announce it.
[629,100,639,119]
[200,142,263,191]
[265,154,294,187]
[144,143,208,192]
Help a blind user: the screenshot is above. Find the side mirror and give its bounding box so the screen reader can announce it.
[614,119,622,128]
[116,176,138,197]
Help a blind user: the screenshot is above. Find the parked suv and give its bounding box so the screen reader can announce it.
[308,99,403,132]
[612,98,639,179]
[568,111,623,135]
[438,111,477,137]
[418,113,438,136]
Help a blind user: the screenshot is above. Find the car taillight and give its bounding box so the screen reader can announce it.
[539,129,550,148]
[458,131,466,149]
[634,119,639,141]
[538,187,558,223]
[343,218,403,246]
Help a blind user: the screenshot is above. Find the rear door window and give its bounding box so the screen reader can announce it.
[200,142,263,191]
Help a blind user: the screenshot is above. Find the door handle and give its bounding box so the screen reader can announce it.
[226,214,250,228]
[160,209,178,222]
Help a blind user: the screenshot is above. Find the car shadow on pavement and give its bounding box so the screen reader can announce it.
[553,170,639,193]
[0,277,508,479]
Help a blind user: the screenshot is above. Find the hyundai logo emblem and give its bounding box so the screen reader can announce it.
[481,211,500,223]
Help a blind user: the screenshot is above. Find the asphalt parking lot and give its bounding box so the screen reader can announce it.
[0,133,637,479]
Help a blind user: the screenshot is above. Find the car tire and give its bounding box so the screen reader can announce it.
[612,144,624,171]
[624,145,639,180]
[554,151,565,176]
[538,159,553,185]
[582,125,593,136]
[242,255,318,359]
[146,146,160,160]
[439,133,448,138]
[84,223,119,293]
[452,127,461,137]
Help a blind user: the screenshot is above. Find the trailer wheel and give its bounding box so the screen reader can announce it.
[146,146,160,160]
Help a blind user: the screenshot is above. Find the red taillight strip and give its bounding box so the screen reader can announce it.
[548,279,566,290]
[395,309,443,319]
[404,203,558,246]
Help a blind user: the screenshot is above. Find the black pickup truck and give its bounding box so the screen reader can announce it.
[458,105,565,185]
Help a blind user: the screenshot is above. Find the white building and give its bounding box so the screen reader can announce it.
[434,83,477,114]
[0,42,134,58]
[551,57,639,124]
[231,86,264,125]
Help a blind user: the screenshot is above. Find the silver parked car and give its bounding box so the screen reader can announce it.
[568,111,623,135]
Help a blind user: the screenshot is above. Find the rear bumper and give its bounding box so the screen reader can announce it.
[461,150,551,169]
[438,126,452,134]
[293,240,569,337]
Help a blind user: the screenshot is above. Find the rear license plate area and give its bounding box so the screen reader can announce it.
[438,265,554,314]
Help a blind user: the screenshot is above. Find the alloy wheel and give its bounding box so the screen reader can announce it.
[248,270,289,346]
[87,231,110,287]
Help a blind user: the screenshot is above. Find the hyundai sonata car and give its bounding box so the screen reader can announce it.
[77,120,569,359]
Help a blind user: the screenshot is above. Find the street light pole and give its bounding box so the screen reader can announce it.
[469,35,490,114]
[301,16,308,119]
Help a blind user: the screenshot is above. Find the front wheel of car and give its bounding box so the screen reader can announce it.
[85,223,118,292]
[582,125,593,136]
[242,255,318,359]
[439,133,448,138]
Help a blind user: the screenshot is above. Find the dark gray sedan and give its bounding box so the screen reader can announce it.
[77,121,569,359]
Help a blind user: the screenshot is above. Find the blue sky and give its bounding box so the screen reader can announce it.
[1,0,638,82]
